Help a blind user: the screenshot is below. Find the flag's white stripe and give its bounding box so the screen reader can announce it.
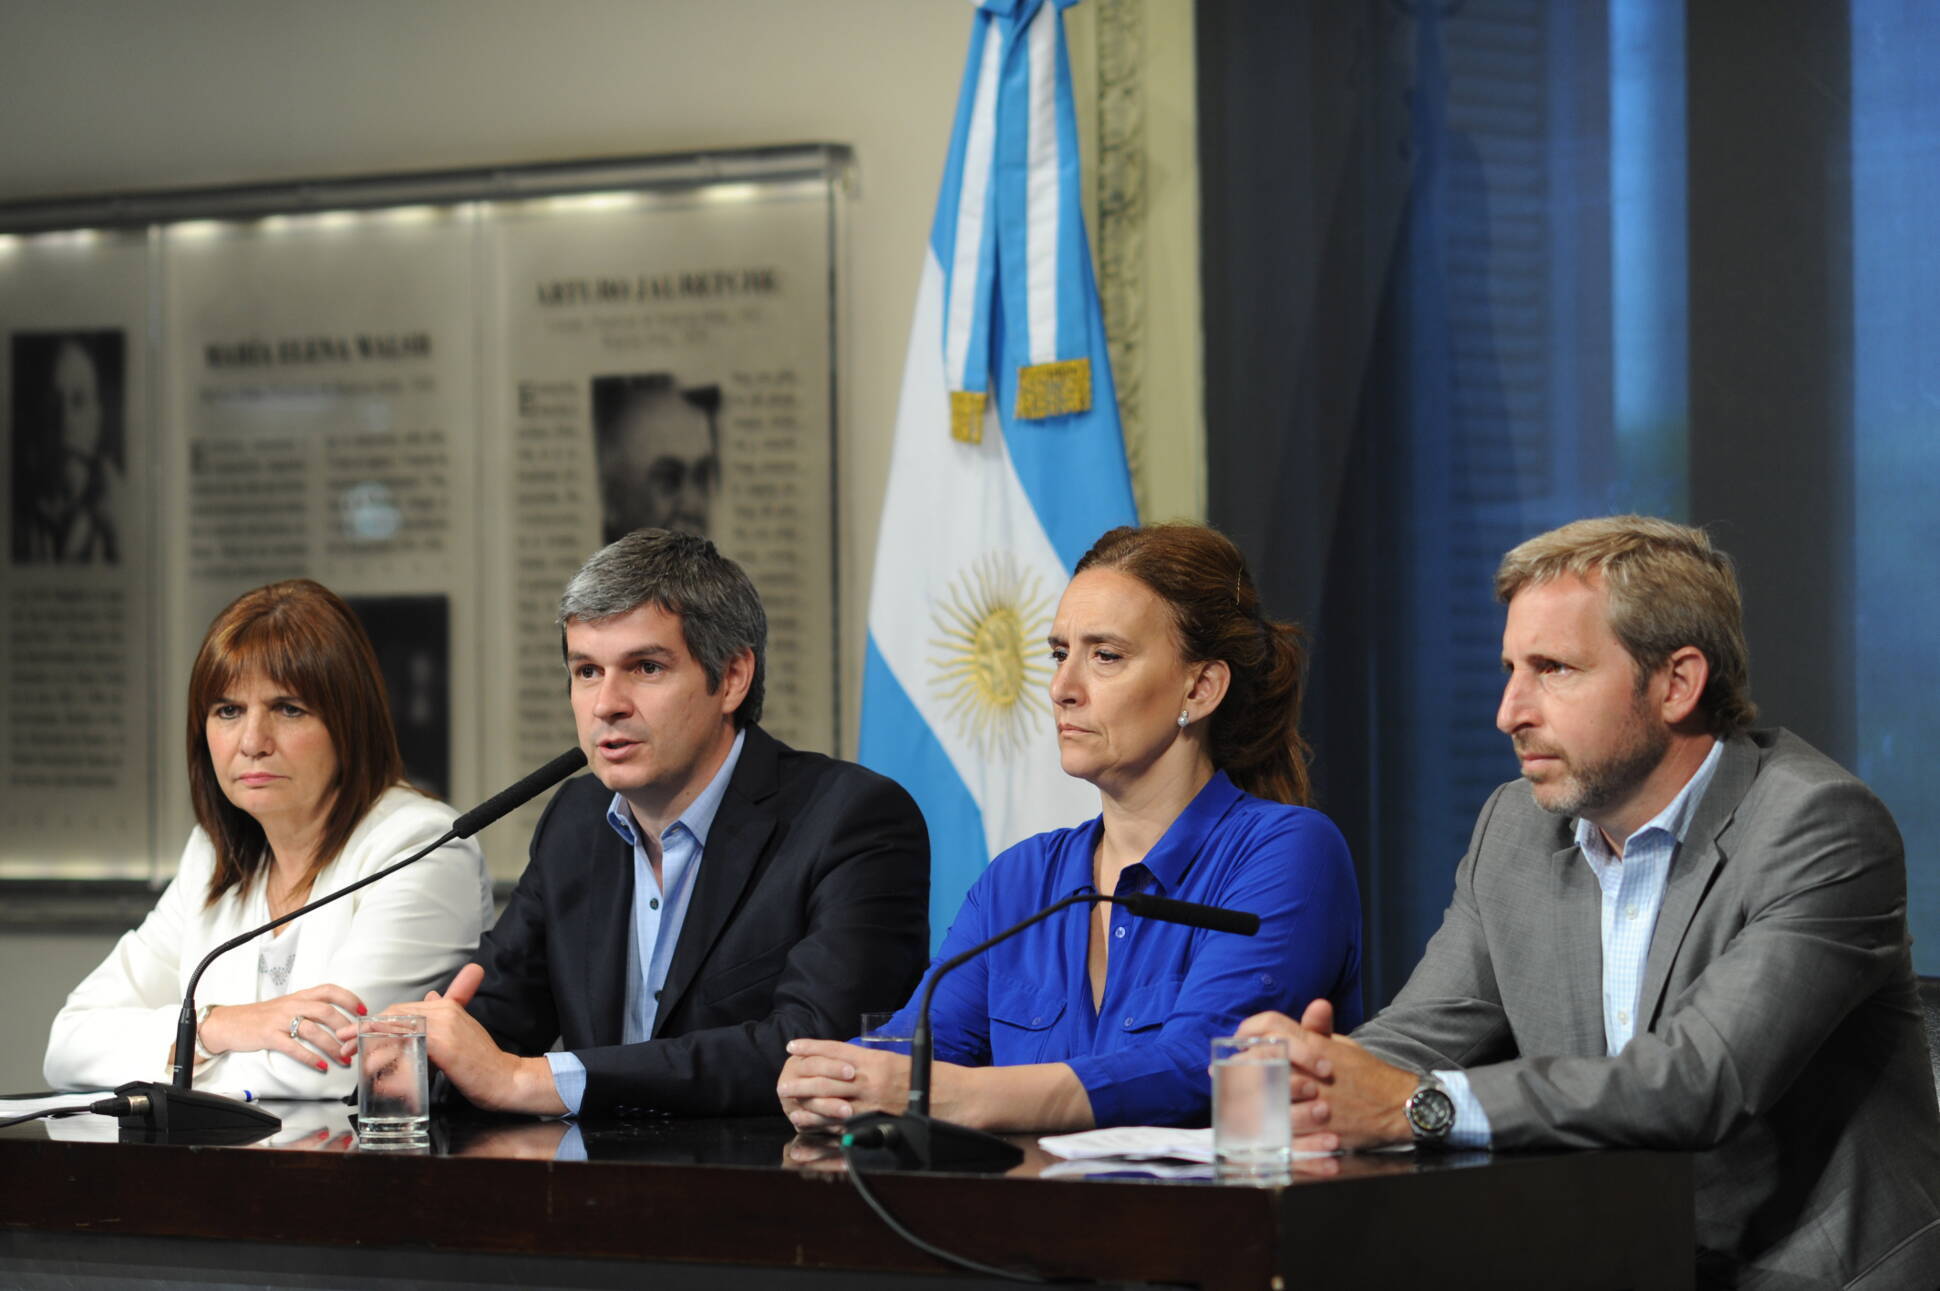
[870,252,1099,860]
[944,21,1004,392]
[1024,0,1061,365]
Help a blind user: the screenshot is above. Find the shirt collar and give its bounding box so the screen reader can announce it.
[1136,770,1246,891]
[604,728,748,850]
[1573,737,1725,861]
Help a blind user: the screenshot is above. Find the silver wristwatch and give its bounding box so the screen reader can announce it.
[193,1003,218,1061]
[1403,1073,1455,1144]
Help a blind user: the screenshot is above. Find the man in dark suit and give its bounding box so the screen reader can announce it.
[363,529,929,1118]
[1242,516,1940,1287]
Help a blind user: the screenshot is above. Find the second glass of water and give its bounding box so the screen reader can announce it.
[1211,1034,1292,1181]
[856,1010,913,1055]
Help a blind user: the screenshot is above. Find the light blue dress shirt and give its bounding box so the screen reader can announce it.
[545,730,746,1117]
[1437,740,1724,1147]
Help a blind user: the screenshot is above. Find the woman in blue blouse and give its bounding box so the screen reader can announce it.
[779,523,1362,1132]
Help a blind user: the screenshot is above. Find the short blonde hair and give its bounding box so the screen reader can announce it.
[1495,515,1756,736]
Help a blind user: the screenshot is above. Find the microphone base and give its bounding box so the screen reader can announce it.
[113,1080,281,1144]
[840,1112,1023,1173]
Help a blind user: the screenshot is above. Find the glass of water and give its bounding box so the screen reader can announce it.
[855,1011,913,1055]
[357,1013,429,1147]
[1212,1034,1292,1181]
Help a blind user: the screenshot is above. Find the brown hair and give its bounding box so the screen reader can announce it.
[187,579,409,906]
[1495,515,1757,736]
[1074,524,1313,805]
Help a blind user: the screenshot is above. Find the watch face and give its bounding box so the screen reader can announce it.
[1408,1086,1455,1138]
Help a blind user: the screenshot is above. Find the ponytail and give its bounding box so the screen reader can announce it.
[1074,524,1314,806]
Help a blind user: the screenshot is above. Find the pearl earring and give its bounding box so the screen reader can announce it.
[1177,708,1190,729]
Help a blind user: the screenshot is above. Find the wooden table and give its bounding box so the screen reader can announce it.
[1,1103,1693,1289]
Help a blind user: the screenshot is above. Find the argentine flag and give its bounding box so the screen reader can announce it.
[861,0,1139,946]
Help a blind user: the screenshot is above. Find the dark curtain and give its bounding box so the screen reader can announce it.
[1198,0,1856,1007]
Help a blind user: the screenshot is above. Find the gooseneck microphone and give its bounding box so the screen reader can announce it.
[840,889,1260,1172]
[1112,892,1260,937]
[113,748,588,1140]
[449,748,592,839]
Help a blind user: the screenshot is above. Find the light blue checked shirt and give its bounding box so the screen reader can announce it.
[1437,740,1724,1147]
[546,730,745,1117]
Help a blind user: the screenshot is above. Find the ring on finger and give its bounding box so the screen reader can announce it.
[289,1015,304,1040]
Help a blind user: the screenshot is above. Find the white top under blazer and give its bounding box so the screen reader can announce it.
[44,786,492,1099]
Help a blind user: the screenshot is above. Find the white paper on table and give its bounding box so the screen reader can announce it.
[0,1092,114,1119]
[43,1115,123,1143]
[1037,1125,1343,1166]
[1038,1126,1217,1162]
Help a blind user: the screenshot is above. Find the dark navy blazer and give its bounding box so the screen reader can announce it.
[467,723,930,1118]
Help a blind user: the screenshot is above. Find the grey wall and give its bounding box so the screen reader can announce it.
[2,933,121,1091]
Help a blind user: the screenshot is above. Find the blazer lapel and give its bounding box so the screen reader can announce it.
[285,880,349,994]
[1638,734,1757,1027]
[199,897,265,1008]
[1550,841,1607,1056]
[583,823,635,1046]
[653,727,779,1036]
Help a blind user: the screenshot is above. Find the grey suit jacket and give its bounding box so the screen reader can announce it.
[1356,729,1940,1289]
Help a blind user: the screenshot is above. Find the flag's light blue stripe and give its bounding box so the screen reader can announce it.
[1051,27,1089,360]
[930,17,989,268]
[858,634,988,951]
[993,15,1036,371]
[958,161,1000,396]
[937,16,1001,396]
[951,22,1004,396]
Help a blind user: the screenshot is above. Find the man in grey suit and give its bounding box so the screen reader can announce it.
[1243,515,1940,1288]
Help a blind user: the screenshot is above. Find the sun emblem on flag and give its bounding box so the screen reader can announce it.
[929,553,1056,757]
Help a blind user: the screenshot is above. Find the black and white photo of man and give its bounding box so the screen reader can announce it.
[10,330,126,564]
[591,372,723,542]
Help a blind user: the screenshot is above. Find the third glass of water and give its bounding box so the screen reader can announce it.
[1212,1034,1291,1181]
[357,1012,429,1147]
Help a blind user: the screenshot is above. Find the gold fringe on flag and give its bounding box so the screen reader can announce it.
[1015,358,1092,420]
[950,390,988,444]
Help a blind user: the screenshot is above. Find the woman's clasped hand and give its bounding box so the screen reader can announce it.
[194,985,371,1074]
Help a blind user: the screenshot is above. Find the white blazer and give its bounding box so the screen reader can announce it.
[44,786,493,1099]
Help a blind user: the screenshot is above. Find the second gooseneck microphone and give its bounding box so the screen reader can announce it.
[841,889,1260,1172]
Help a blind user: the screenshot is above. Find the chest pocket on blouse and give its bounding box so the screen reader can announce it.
[987,974,1067,1064]
[1110,976,1185,1040]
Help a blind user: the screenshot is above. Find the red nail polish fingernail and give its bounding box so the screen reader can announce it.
[316,1061,328,1071]
[357,1004,367,1015]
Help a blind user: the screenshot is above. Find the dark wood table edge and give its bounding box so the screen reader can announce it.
[1,1126,1693,1289]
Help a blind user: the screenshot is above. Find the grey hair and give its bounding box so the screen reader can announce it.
[557,528,766,727]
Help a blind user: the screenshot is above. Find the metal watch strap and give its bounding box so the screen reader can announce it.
[193,1004,218,1062]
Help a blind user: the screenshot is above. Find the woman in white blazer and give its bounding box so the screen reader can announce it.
[44,579,492,1099]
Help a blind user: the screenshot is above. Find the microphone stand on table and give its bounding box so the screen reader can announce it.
[839,890,1260,1173]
